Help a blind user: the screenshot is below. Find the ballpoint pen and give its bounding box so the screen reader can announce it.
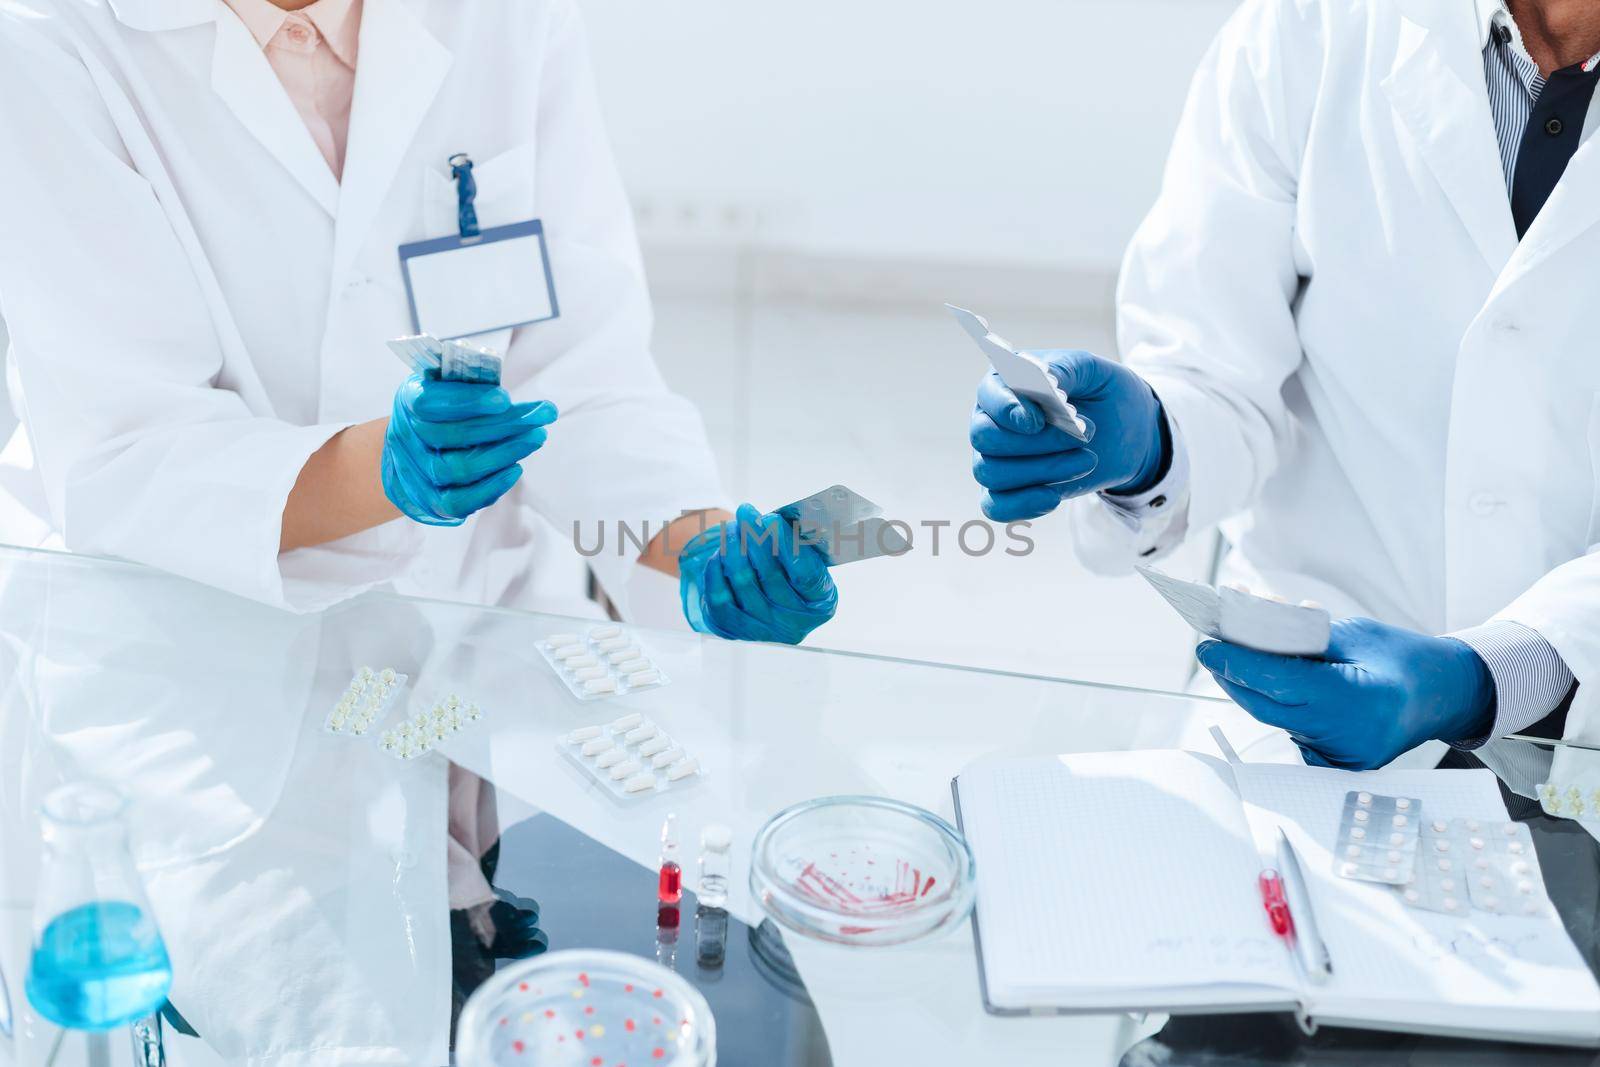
[1277,828,1334,983]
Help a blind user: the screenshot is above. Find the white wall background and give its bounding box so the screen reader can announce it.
[580,0,1241,688]
[583,0,1236,273]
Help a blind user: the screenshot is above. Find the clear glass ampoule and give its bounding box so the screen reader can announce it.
[697,825,731,909]
[694,824,732,969]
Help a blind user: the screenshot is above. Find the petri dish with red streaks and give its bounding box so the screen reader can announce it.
[455,950,715,1066]
[750,795,976,947]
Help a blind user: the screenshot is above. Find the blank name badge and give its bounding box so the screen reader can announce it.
[398,219,560,340]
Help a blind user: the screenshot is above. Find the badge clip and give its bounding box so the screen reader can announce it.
[448,152,480,241]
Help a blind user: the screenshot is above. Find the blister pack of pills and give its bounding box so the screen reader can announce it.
[1449,818,1545,917]
[537,625,668,701]
[1397,818,1471,915]
[1396,817,1551,917]
[326,667,408,738]
[556,712,702,801]
[386,334,502,385]
[1333,791,1420,885]
[1537,781,1600,821]
[377,693,485,761]
[1134,566,1332,656]
[777,485,912,566]
[946,303,1089,441]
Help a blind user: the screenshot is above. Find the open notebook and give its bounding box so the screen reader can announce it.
[952,751,1600,1046]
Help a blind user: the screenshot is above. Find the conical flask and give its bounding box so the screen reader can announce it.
[24,783,172,1031]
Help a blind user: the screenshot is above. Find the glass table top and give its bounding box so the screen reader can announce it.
[0,545,1592,1067]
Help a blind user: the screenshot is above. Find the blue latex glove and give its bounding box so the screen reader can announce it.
[382,373,558,527]
[679,503,837,644]
[1195,617,1497,770]
[970,350,1167,521]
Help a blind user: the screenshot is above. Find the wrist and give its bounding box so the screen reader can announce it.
[1112,393,1171,495]
[1440,637,1497,744]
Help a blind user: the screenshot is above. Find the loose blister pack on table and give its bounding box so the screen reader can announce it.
[1329,794,1557,918]
[1421,818,1548,917]
[1333,790,1420,885]
[378,693,486,761]
[1537,781,1600,820]
[537,624,668,701]
[325,667,408,738]
[1398,817,1470,914]
[1135,565,1332,656]
[557,712,702,801]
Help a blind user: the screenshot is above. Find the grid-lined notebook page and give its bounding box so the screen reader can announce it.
[959,751,1297,1006]
[1235,763,1600,1036]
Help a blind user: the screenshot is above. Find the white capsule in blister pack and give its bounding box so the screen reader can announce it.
[556,711,703,803]
[1333,791,1420,885]
[536,624,671,701]
[325,667,408,739]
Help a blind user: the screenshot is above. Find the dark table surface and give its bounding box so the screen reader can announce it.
[451,812,833,1066]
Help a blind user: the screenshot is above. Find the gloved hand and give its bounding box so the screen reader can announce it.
[1195,617,1496,770]
[679,502,837,644]
[382,373,558,527]
[970,350,1166,521]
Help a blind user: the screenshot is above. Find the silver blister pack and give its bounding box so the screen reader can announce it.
[386,334,503,385]
[1453,818,1547,917]
[778,484,912,566]
[1396,817,1550,917]
[1333,790,1421,885]
[945,303,1090,441]
[1133,565,1332,657]
[1395,817,1471,914]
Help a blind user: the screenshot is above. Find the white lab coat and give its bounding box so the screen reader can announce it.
[0,0,723,1062]
[1071,0,1600,783]
[0,0,724,619]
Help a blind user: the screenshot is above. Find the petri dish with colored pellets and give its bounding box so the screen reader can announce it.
[750,795,976,947]
[456,949,716,1067]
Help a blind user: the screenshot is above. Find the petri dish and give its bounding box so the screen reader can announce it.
[750,795,976,947]
[456,950,716,1067]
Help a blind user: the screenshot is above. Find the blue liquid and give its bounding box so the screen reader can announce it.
[26,901,172,1031]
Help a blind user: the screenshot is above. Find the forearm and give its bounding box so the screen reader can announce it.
[280,418,401,553]
[639,509,734,577]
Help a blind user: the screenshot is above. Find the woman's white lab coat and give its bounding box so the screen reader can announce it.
[1071,0,1600,790]
[0,0,723,617]
[0,0,723,1062]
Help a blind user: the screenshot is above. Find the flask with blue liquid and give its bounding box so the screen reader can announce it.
[25,782,172,1032]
